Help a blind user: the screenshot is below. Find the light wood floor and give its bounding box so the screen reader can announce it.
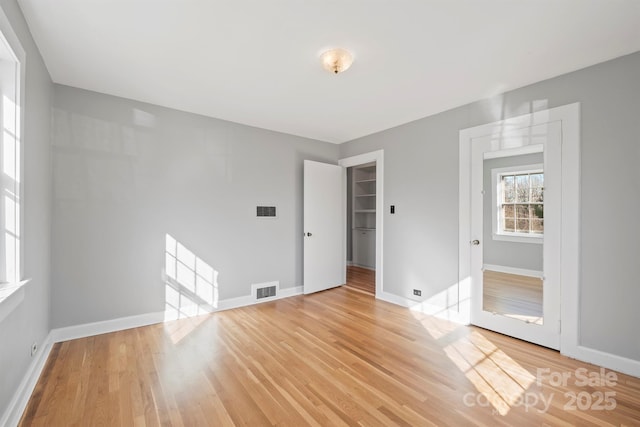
[345,265,375,294]
[483,270,543,325]
[21,287,640,426]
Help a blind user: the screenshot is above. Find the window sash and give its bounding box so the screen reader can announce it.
[0,57,21,284]
[498,171,543,237]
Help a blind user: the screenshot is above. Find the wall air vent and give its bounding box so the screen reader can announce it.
[256,286,276,299]
[257,206,277,218]
[251,281,279,301]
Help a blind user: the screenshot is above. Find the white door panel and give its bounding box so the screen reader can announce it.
[470,122,561,349]
[303,160,345,294]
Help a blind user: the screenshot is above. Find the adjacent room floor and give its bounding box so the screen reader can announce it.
[344,265,375,295]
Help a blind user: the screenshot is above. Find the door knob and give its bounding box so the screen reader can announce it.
[306,232,312,237]
[471,239,480,245]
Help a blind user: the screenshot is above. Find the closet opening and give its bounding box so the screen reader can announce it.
[345,162,376,294]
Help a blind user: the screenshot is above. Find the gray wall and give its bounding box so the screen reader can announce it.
[483,153,543,271]
[0,0,52,419]
[340,51,640,361]
[51,85,339,328]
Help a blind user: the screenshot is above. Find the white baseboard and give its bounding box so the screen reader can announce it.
[376,290,411,307]
[351,263,375,271]
[51,311,166,343]
[563,345,640,379]
[219,286,303,311]
[376,291,468,324]
[1,332,53,427]
[52,286,304,343]
[483,264,543,278]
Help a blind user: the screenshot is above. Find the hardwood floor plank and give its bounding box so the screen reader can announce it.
[345,265,375,294]
[19,286,640,426]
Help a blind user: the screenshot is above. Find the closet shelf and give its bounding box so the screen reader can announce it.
[355,178,376,183]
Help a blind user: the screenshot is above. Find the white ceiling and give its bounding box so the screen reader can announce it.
[17,0,640,143]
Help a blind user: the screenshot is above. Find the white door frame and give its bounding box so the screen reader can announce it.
[339,150,384,296]
[459,103,580,355]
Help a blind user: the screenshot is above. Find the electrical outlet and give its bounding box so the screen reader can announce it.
[413,289,421,297]
[30,342,38,357]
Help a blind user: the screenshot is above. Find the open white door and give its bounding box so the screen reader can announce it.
[303,160,345,294]
[470,121,561,349]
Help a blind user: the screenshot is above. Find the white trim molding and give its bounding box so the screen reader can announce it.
[50,311,166,343]
[51,286,304,343]
[483,264,543,279]
[570,346,640,379]
[0,280,30,324]
[457,104,640,378]
[490,163,544,244]
[376,291,469,325]
[0,332,54,427]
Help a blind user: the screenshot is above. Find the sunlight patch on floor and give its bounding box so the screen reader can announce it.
[444,330,535,415]
[163,314,209,344]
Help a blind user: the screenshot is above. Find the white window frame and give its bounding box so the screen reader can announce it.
[491,164,544,244]
[0,4,27,320]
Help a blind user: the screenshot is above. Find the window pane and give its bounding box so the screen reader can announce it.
[503,204,514,218]
[530,173,544,188]
[516,175,529,202]
[531,204,544,219]
[516,219,530,233]
[516,204,529,219]
[531,219,544,234]
[503,176,515,203]
[504,218,515,232]
[531,187,544,203]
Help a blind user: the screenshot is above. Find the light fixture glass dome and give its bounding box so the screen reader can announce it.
[320,48,353,74]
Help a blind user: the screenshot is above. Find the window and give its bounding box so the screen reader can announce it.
[0,22,22,288]
[492,164,543,243]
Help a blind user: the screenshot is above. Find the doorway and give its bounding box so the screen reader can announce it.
[459,103,580,352]
[339,150,384,297]
[346,163,377,294]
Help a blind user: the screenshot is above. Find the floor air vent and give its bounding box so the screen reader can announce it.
[252,281,279,301]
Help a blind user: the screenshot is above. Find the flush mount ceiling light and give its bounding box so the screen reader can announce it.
[320,48,353,74]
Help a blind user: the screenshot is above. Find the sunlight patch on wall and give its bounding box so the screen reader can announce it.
[164,234,219,321]
[408,278,470,325]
